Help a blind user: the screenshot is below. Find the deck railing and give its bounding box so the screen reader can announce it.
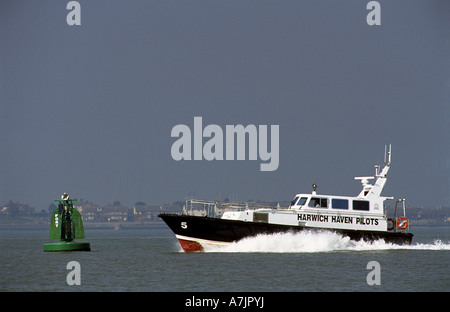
[184,199,281,218]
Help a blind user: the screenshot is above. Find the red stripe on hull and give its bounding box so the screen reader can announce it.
[178,239,204,252]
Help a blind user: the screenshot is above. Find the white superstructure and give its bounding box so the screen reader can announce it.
[222,145,400,233]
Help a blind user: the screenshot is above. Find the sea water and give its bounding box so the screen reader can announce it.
[1,225,449,291]
[203,229,450,253]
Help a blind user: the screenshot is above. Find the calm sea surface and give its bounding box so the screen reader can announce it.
[1,224,449,292]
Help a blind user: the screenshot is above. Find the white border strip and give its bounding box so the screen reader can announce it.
[175,234,231,248]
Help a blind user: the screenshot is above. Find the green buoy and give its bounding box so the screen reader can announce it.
[44,193,91,252]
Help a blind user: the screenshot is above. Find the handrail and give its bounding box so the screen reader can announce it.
[221,202,279,211]
[184,199,282,216]
[392,198,409,232]
[393,198,406,219]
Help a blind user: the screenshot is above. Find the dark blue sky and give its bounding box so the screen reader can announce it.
[1,0,449,210]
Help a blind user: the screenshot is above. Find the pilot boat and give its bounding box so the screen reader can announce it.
[159,145,413,252]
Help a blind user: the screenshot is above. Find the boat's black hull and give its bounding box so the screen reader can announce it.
[159,213,413,252]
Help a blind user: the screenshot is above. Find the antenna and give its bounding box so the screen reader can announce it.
[384,144,392,166]
[387,144,391,165]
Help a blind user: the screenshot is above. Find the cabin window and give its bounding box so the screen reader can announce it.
[297,197,308,206]
[253,212,268,223]
[291,196,299,207]
[308,197,328,208]
[332,198,348,209]
[353,200,370,211]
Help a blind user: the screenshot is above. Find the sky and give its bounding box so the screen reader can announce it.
[1,0,449,211]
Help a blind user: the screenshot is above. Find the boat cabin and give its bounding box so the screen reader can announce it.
[288,145,394,214]
[290,194,382,213]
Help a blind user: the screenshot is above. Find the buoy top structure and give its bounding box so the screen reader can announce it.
[44,193,91,252]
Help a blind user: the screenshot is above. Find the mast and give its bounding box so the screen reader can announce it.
[355,144,393,199]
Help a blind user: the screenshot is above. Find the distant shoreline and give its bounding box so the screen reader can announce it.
[0,221,448,231]
[0,221,167,231]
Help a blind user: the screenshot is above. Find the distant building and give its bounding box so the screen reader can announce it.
[77,206,100,222]
[100,205,130,222]
[77,202,130,222]
[0,201,35,215]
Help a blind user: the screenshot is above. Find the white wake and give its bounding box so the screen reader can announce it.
[202,231,450,253]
